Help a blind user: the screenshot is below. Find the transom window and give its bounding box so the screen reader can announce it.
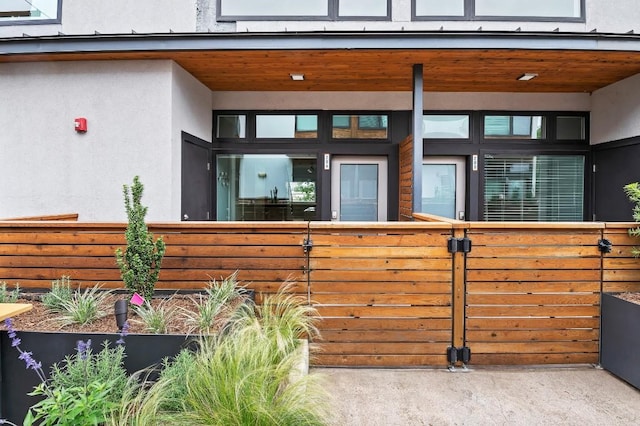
[423,114,470,139]
[413,0,584,21]
[332,114,389,139]
[218,0,390,21]
[484,115,545,140]
[256,115,318,139]
[0,0,61,24]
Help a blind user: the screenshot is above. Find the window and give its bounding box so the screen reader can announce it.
[484,155,584,221]
[484,115,545,140]
[475,0,582,19]
[414,0,464,17]
[423,114,470,139]
[332,114,388,139]
[414,0,583,21]
[0,0,61,24]
[256,115,318,139]
[218,0,389,21]
[339,0,388,18]
[216,154,317,221]
[557,116,586,140]
[216,115,246,138]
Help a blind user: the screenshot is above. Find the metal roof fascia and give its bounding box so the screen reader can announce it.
[2,31,640,55]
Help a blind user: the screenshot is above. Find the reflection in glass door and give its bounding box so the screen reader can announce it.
[422,157,466,220]
[331,157,387,221]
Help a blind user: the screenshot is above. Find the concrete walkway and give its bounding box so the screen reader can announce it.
[318,366,640,425]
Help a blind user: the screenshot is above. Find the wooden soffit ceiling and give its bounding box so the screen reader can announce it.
[3,45,640,92]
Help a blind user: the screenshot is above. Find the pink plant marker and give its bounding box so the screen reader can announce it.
[130,292,145,306]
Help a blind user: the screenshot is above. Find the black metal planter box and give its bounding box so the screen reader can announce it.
[0,331,191,423]
[601,293,640,389]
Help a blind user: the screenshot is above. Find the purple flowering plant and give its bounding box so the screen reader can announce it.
[3,317,131,425]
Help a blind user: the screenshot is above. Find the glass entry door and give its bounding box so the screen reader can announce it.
[422,157,466,220]
[331,157,388,221]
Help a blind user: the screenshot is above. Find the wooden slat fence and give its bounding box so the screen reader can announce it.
[1,219,639,367]
[465,223,603,365]
[0,222,308,299]
[602,223,640,294]
[308,222,453,367]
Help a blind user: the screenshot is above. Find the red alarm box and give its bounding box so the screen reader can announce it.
[74,118,87,133]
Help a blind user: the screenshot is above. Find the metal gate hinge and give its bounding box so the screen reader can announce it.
[448,237,472,254]
[303,238,313,253]
[447,346,471,364]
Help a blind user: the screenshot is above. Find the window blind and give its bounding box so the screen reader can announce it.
[484,155,584,221]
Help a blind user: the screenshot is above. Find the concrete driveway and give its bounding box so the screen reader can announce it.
[319,366,640,425]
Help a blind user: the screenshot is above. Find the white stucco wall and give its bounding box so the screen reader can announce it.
[0,0,196,37]
[591,72,640,145]
[212,91,591,111]
[170,62,214,219]
[0,60,178,221]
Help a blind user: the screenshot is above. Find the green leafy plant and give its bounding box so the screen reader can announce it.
[115,176,166,301]
[183,272,247,335]
[132,299,177,334]
[624,182,640,257]
[41,275,74,311]
[24,340,129,426]
[54,284,113,327]
[0,282,20,303]
[108,281,329,426]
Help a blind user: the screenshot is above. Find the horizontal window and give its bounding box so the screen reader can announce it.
[475,0,582,18]
[216,154,317,221]
[414,0,583,21]
[339,0,388,17]
[484,115,545,140]
[423,114,469,139]
[557,116,586,140]
[414,0,464,17]
[0,0,61,24]
[220,0,327,18]
[484,155,584,221]
[216,115,247,139]
[332,114,388,139]
[256,115,318,139]
[218,0,389,20]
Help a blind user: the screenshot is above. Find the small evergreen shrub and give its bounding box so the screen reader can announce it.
[624,182,640,257]
[115,176,166,301]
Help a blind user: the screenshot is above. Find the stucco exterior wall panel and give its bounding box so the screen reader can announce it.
[212,91,591,112]
[170,62,213,220]
[0,60,175,221]
[591,73,640,144]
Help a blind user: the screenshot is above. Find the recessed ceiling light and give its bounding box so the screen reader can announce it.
[290,73,305,81]
[517,73,538,81]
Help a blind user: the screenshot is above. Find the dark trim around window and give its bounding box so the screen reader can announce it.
[217,0,391,22]
[412,0,585,23]
[0,0,62,26]
[479,111,589,145]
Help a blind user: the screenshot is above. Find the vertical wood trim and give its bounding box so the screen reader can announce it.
[452,226,466,349]
[412,64,423,213]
